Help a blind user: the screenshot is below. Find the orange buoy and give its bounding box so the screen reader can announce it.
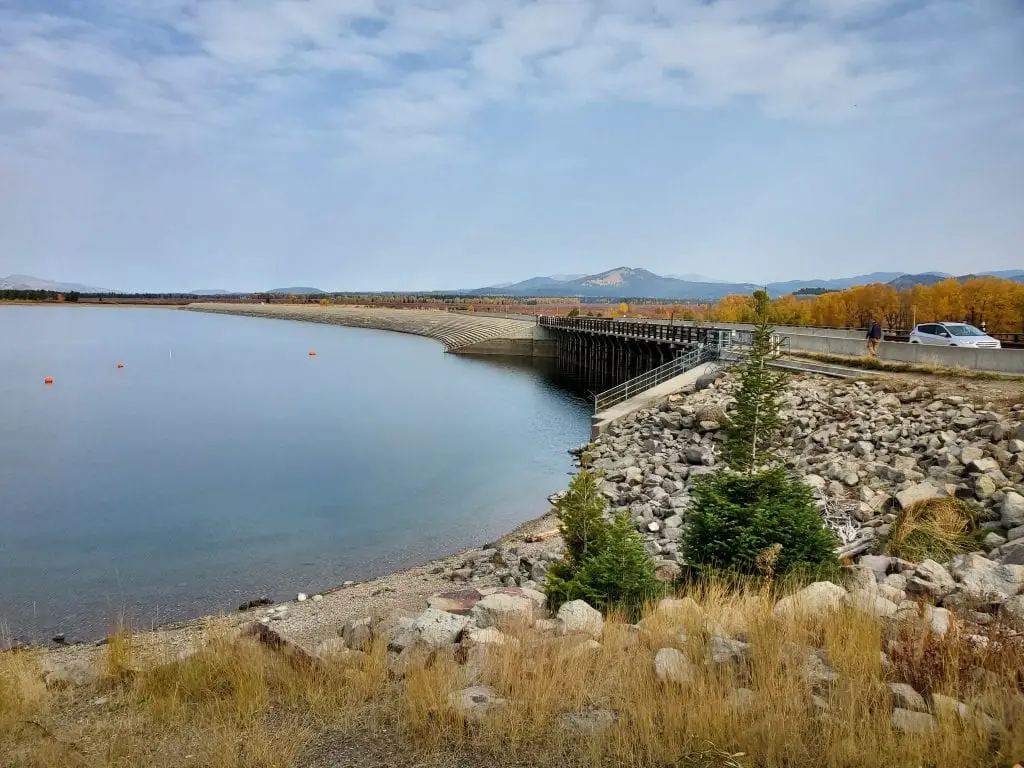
[117,362,124,369]
[309,351,317,356]
[44,376,54,385]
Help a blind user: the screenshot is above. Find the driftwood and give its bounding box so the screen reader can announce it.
[241,621,318,670]
[524,529,559,543]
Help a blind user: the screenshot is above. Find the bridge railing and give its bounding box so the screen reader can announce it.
[594,345,717,412]
[539,315,743,345]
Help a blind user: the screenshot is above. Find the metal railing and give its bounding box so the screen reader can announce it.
[540,315,736,345]
[594,345,715,412]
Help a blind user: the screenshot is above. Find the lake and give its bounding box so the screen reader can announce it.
[0,306,590,643]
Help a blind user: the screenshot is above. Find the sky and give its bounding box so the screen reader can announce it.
[1,0,1023,293]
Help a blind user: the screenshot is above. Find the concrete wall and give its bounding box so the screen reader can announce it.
[783,333,1024,373]
[453,331,556,358]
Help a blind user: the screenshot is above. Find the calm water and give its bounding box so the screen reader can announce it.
[0,307,590,643]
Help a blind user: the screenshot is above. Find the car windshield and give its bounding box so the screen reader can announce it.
[943,324,986,337]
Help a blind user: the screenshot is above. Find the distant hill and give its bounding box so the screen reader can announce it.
[469,268,926,301]
[267,286,325,295]
[982,270,1024,282]
[473,266,760,301]
[189,289,235,296]
[886,272,1024,289]
[0,274,112,293]
[766,272,905,296]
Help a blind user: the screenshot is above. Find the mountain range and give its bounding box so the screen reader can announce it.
[0,274,112,293]
[6,268,1023,301]
[467,267,1024,300]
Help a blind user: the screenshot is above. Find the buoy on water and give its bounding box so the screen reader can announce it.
[309,351,317,357]
[117,363,125,369]
[44,376,54,385]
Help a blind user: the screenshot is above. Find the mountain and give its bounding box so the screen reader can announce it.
[0,274,111,293]
[189,289,235,296]
[765,272,905,296]
[982,270,1024,282]
[472,266,760,300]
[266,286,325,295]
[666,273,722,283]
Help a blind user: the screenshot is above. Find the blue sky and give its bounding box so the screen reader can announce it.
[1,0,1022,292]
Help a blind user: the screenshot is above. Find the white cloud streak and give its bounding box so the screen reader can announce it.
[0,0,1021,159]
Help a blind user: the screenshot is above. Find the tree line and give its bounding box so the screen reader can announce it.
[712,276,1024,334]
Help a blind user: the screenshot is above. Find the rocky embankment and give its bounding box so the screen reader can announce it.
[576,373,1024,626]
[185,303,540,352]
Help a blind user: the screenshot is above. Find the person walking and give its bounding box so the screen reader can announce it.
[866,319,882,356]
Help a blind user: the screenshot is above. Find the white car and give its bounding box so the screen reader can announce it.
[908,322,1001,348]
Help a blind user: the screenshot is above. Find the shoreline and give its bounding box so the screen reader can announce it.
[17,504,567,665]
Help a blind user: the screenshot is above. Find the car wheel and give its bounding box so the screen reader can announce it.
[910,340,919,344]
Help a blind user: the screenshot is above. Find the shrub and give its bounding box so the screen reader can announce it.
[886,497,979,562]
[682,468,839,578]
[545,471,662,618]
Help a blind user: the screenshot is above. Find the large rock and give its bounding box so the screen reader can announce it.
[895,483,944,509]
[413,608,471,648]
[340,616,373,651]
[42,657,97,688]
[1000,595,1024,631]
[1002,491,1024,528]
[773,582,848,619]
[908,559,957,598]
[427,588,482,615]
[949,554,1024,603]
[447,686,508,723]
[557,600,604,639]
[846,589,898,619]
[471,593,535,629]
[889,683,927,712]
[654,647,693,684]
[891,708,936,734]
[386,616,418,652]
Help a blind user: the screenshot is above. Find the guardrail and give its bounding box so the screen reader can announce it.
[539,315,746,345]
[594,345,716,411]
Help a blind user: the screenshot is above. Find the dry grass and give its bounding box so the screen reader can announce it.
[886,498,978,562]
[3,587,1024,768]
[786,351,1024,381]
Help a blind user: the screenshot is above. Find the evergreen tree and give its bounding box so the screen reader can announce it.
[723,290,788,473]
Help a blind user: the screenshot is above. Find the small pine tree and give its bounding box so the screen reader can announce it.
[724,290,788,473]
[545,471,662,616]
[552,470,608,567]
[682,468,838,577]
[570,514,661,619]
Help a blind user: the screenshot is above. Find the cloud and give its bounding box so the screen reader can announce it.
[0,0,1021,160]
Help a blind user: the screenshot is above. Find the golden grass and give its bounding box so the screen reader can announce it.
[3,585,1023,768]
[886,498,978,562]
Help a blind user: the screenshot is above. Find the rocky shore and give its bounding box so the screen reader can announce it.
[34,370,1024,685]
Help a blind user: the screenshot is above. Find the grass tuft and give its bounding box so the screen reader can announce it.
[885,498,978,562]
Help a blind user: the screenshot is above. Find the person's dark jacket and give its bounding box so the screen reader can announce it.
[867,322,882,340]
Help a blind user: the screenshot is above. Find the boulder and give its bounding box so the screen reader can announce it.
[891,708,936,734]
[773,582,848,619]
[42,658,97,688]
[340,616,373,651]
[895,483,944,509]
[846,589,898,619]
[471,593,535,629]
[447,686,508,723]
[654,647,693,684]
[463,627,516,649]
[427,588,482,615]
[889,683,927,712]
[413,608,471,648]
[949,554,1024,603]
[706,635,751,666]
[386,617,418,652]
[1000,595,1024,631]
[1002,491,1024,528]
[557,600,604,639]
